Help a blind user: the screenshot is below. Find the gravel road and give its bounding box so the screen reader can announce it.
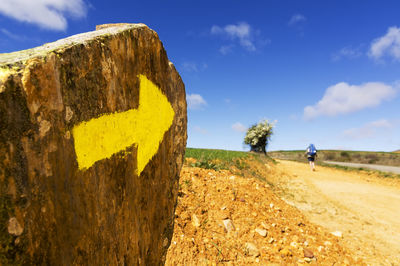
[323,161,400,174]
[273,160,400,265]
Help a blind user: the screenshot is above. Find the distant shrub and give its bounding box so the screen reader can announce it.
[366,154,378,164]
[340,151,351,161]
[325,152,336,160]
[366,154,378,160]
[244,120,274,154]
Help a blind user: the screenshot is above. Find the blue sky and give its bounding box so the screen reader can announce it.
[1,0,399,152]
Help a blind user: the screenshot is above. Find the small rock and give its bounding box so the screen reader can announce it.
[220,206,226,210]
[239,198,246,202]
[270,203,274,208]
[318,246,323,252]
[8,217,23,236]
[280,247,292,257]
[244,242,260,257]
[229,175,236,180]
[261,222,269,229]
[268,237,275,244]
[290,241,298,248]
[303,248,314,258]
[304,257,312,263]
[272,223,276,227]
[281,226,289,233]
[255,228,267,237]
[192,214,201,227]
[223,219,235,233]
[303,241,309,246]
[324,241,332,246]
[331,231,343,237]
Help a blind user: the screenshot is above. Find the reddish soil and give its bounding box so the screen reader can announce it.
[166,158,362,265]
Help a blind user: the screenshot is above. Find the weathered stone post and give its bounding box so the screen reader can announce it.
[0,24,187,265]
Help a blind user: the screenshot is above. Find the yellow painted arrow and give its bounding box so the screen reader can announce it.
[72,75,175,175]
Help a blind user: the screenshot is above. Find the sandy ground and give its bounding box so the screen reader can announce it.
[166,158,361,265]
[271,160,400,265]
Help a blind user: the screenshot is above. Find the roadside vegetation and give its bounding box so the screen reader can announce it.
[269,150,400,166]
[185,148,400,179]
[244,120,274,154]
[269,150,400,179]
[185,148,275,183]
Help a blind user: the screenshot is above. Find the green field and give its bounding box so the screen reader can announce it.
[185,147,249,161]
[184,148,250,170]
[185,147,275,171]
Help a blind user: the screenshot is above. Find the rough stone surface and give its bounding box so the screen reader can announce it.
[244,242,260,257]
[303,248,315,258]
[255,227,267,237]
[191,214,200,227]
[0,23,187,265]
[222,218,235,233]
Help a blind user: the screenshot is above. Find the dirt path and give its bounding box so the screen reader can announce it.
[271,160,400,265]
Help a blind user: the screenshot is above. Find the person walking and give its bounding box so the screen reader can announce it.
[305,144,317,171]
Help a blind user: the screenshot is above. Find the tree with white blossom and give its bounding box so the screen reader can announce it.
[244,120,274,154]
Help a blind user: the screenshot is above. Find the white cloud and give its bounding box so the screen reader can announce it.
[304,82,397,120]
[187,94,207,110]
[181,62,198,72]
[288,14,306,26]
[232,122,247,133]
[181,62,207,72]
[0,0,87,31]
[0,28,25,41]
[332,46,362,61]
[343,119,394,140]
[219,45,234,55]
[211,22,256,52]
[369,26,400,61]
[194,126,208,135]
